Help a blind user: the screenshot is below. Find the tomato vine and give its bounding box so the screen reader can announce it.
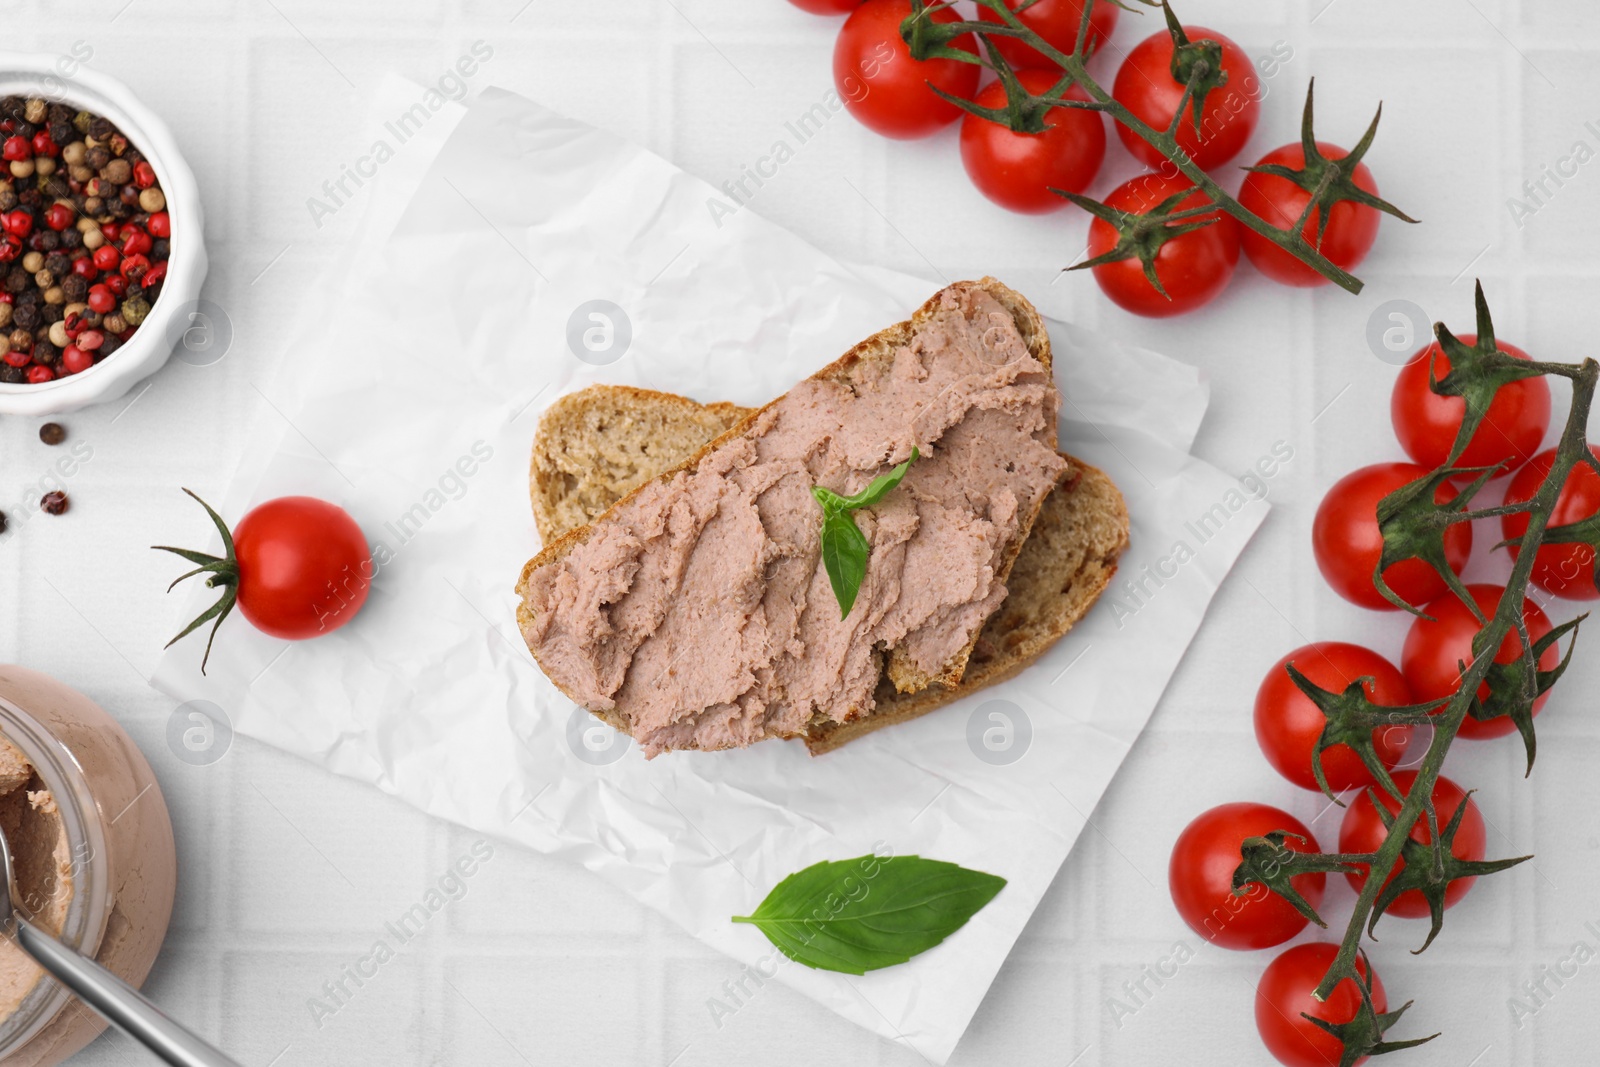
[900,0,1415,293]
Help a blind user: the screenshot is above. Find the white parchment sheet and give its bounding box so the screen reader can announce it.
[151,82,1266,1063]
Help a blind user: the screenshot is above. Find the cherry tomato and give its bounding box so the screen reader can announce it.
[1086,173,1240,317]
[1502,446,1600,601]
[959,70,1105,214]
[1401,584,1559,740]
[1339,770,1484,918]
[233,497,372,639]
[977,0,1120,69]
[1255,642,1413,793]
[833,0,979,140]
[1391,334,1549,477]
[1112,25,1259,171]
[1238,142,1382,287]
[1256,943,1385,1067]
[1312,462,1472,611]
[1169,802,1324,951]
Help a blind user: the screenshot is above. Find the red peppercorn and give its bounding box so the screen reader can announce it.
[143,261,167,287]
[60,344,92,374]
[25,365,53,384]
[86,284,115,313]
[2,350,29,368]
[99,222,120,242]
[120,229,151,257]
[0,210,32,239]
[147,211,170,239]
[76,329,104,351]
[133,161,157,189]
[71,255,97,280]
[43,203,74,231]
[104,274,126,296]
[119,253,148,281]
[0,237,18,263]
[0,136,28,162]
[91,245,119,272]
[29,131,58,157]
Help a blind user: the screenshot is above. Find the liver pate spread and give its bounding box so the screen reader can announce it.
[521,285,1066,755]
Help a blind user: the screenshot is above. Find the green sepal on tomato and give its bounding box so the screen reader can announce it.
[1254,642,1414,795]
[833,0,978,140]
[1337,772,1504,930]
[1255,943,1433,1067]
[1111,17,1259,171]
[1169,802,1325,950]
[1072,174,1240,317]
[1400,583,1567,744]
[958,70,1106,214]
[155,489,373,673]
[1313,462,1473,613]
[1503,446,1600,600]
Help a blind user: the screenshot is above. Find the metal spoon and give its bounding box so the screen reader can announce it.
[0,829,240,1067]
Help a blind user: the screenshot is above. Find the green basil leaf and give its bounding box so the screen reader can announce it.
[832,447,920,510]
[818,510,870,619]
[732,854,1005,975]
[811,448,919,618]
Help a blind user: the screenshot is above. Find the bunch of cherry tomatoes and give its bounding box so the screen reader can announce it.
[1170,325,1589,1065]
[787,0,1394,317]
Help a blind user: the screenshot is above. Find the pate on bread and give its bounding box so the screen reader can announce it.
[516,280,1068,756]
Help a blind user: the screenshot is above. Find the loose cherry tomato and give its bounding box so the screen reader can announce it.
[1338,770,1485,918]
[1086,173,1240,317]
[1256,943,1385,1067]
[1238,142,1383,287]
[959,71,1105,214]
[1312,462,1472,611]
[833,0,979,140]
[1502,446,1600,600]
[976,0,1120,69]
[1112,24,1259,170]
[1401,584,1559,740]
[1169,802,1324,951]
[1255,642,1413,793]
[1391,334,1549,477]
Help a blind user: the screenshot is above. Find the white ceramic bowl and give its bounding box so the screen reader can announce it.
[0,52,206,416]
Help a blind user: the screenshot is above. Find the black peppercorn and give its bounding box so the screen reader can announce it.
[40,491,68,516]
[31,340,56,364]
[11,304,39,330]
[61,275,87,302]
[44,253,69,277]
[37,230,59,252]
[0,366,21,385]
[0,189,14,212]
[85,145,110,170]
[0,510,7,533]
[100,333,121,357]
[38,423,65,446]
[87,116,113,140]
[59,228,82,250]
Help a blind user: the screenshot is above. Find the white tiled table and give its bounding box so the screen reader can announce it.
[3,1,1598,1063]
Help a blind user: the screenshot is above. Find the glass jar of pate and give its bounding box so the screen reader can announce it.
[0,665,177,1065]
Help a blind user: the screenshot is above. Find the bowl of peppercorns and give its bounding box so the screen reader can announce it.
[0,52,205,415]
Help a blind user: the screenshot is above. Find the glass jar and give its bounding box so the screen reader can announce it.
[0,665,177,1066]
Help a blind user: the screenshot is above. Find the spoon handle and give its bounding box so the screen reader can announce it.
[15,917,241,1067]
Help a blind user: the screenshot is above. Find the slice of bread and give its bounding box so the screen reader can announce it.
[517,279,1065,734]
[529,380,1129,753]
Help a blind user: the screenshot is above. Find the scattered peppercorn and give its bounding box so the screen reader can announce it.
[0,95,171,387]
[38,421,64,445]
[0,510,7,533]
[40,490,67,515]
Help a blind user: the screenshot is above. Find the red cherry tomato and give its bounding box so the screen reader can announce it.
[1169,802,1324,951]
[1401,583,1559,740]
[833,0,979,140]
[1238,142,1383,287]
[1255,642,1413,793]
[1502,446,1600,600]
[1391,335,1549,477]
[232,497,372,640]
[1312,462,1472,611]
[959,70,1105,214]
[1112,25,1260,170]
[976,0,1120,69]
[1086,174,1240,317]
[1256,943,1385,1067]
[786,0,863,12]
[1339,770,1485,918]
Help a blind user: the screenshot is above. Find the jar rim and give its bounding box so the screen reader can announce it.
[0,694,112,1053]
